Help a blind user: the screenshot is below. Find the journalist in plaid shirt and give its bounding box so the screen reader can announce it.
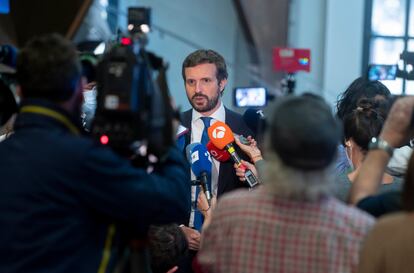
[197,95,375,273]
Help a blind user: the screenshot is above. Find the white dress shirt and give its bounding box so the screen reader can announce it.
[188,102,225,227]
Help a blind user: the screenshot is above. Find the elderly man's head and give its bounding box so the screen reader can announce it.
[263,95,341,201]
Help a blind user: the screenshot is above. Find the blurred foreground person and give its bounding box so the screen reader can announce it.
[0,34,190,273]
[356,97,414,272]
[197,96,375,273]
[358,152,414,273]
[350,96,414,216]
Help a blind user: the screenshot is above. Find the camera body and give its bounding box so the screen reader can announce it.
[91,7,174,160]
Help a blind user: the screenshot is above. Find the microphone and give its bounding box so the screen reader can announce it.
[208,121,260,188]
[186,143,212,205]
[176,125,190,151]
[206,141,230,162]
[243,108,266,138]
[185,142,199,161]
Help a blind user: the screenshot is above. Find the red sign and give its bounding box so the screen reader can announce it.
[273,48,311,73]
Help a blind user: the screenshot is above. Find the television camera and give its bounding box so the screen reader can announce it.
[91,7,175,164]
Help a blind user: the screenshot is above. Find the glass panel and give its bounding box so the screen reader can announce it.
[409,0,414,35]
[382,79,403,94]
[372,0,406,36]
[408,39,414,50]
[403,39,414,94]
[369,38,404,64]
[369,38,405,94]
[405,80,414,94]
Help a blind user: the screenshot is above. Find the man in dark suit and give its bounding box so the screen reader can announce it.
[177,49,254,255]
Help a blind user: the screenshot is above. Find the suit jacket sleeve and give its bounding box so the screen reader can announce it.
[76,144,191,231]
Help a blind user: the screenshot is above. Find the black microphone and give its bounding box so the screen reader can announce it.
[243,108,266,143]
[243,108,266,136]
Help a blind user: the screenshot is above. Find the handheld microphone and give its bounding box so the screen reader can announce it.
[243,108,266,139]
[187,143,213,205]
[206,141,231,162]
[185,143,199,161]
[208,121,260,188]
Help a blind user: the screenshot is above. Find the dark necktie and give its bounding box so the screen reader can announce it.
[194,116,212,231]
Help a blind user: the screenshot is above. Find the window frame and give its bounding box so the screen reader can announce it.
[363,0,413,94]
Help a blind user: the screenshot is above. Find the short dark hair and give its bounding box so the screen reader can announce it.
[16,33,81,102]
[343,98,389,151]
[147,224,188,273]
[182,49,228,82]
[336,77,391,121]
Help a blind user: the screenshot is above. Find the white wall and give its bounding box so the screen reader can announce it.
[288,0,365,107]
[114,0,367,109]
[323,0,365,106]
[118,0,241,110]
[288,0,327,95]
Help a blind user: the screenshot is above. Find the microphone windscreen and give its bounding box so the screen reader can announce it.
[189,144,212,177]
[207,121,235,150]
[243,108,266,136]
[206,141,230,162]
[185,142,199,162]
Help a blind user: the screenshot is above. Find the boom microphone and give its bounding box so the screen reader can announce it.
[206,141,230,162]
[208,121,259,188]
[187,143,212,205]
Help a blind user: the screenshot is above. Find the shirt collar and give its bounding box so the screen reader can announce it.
[191,101,225,123]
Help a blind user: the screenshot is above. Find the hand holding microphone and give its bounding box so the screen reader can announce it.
[208,121,260,188]
[234,136,263,163]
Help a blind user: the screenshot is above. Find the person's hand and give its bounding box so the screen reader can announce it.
[196,190,210,216]
[197,191,217,217]
[380,96,414,148]
[83,81,96,91]
[234,160,258,182]
[234,135,263,163]
[179,225,201,251]
[197,192,217,231]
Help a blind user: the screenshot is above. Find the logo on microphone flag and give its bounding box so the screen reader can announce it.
[212,126,226,139]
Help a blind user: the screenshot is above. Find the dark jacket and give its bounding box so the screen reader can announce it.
[180,107,254,196]
[0,99,191,273]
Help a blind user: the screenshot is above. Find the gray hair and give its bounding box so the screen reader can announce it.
[260,151,335,202]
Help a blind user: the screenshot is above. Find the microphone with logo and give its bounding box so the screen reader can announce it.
[186,143,213,205]
[208,121,260,188]
[206,141,231,162]
[243,108,266,142]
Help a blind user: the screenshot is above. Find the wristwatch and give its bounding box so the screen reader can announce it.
[368,137,394,157]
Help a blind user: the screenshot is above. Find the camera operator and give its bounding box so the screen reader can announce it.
[0,33,190,273]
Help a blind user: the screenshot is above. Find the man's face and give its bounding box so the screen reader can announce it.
[184,63,227,114]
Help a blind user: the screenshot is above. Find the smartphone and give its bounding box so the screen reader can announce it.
[233,87,267,108]
[367,64,398,81]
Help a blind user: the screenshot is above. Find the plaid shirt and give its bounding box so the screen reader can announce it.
[197,187,375,273]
